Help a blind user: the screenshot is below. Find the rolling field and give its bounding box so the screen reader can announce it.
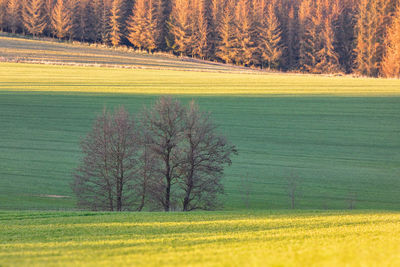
[1,62,400,210]
[1,37,400,267]
[1,210,400,266]
[0,36,250,73]
[1,62,400,95]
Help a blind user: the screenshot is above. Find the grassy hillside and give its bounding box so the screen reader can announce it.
[1,62,400,210]
[0,36,251,73]
[1,62,400,95]
[0,43,400,210]
[1,72,400,210]
[1,210,400,266]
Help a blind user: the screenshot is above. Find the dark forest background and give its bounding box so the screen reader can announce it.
[0,0,399,77]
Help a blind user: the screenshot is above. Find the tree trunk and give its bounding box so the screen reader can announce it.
[117,161,124,211]
[183,168,194,211]
[138,193,145,212]
[109,194,114,211]
[164,151,171,212]
[107,183,114,211]
[165,179,170,211]
[183,193,190,211]
[137,174,147,212]
[117,188,122,211]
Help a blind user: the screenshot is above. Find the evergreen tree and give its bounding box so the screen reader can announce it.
[277,0,301,70]
[7,0,21,34]
[298,0,317,72]
[0,0,7,32]
[66,0,77,39]
[315,17,341,73]
[381,4,400,78]
[43,0,55,36]
[127,0,159,51]
[334,0,357,73]
[255,0,283,69]
[168,0,192,55]
[51,0,72,39]
[285,5,299,69]
[109,0,124,46]
[22,0,46,36]
[298,0,342,73]
[73,0,91,42]
[156,0,171,50]
[92,0,110,43]
[126,0,147,49]
[144,0,160,51]
[207,0,221,58]
[355,0,396,77]
[215,0,236,63]
[156,0,166,47]
[233,0,254,66]
[191,0,208,59]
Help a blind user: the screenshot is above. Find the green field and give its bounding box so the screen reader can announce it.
[1,62,400,211]
[1,37,400,267]
[1,210,400,266]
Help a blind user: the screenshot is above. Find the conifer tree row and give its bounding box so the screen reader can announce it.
[381,3,400,78]
[1,0,399,77]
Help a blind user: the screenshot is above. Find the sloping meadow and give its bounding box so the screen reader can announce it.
[1,62,400,210]
[1,91,400,210]
[1,211,400,266]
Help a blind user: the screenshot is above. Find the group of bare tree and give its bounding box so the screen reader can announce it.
[0,0,399,77]
[72,97,237,212]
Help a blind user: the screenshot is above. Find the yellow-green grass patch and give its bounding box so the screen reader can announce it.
[1,63,400,95]
[1,211,400,266]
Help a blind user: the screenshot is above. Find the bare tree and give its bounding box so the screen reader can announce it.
[346,191,357,210]
[346,175,358,210]
[134,128,159,211]
[73,98,237,212]
[72,106,138,211]
[179,101,237,211]
[287,170,302,209]
[141,97,185,212]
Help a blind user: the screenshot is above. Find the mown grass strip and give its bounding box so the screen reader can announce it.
[1,63,400,95]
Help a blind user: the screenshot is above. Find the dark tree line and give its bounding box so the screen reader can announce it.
[1,0,399,77]
[72,97,237,211]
